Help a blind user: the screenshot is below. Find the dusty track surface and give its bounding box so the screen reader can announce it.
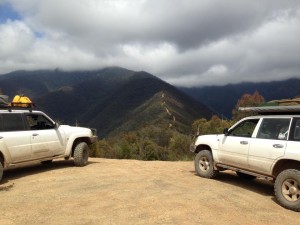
[0,158,298,225]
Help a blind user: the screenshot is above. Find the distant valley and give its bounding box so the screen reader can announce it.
[180,78,300,118]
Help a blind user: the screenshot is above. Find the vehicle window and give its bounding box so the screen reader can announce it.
[228,119,259,137]
[290,118,300,141]
[26,114,55,130]
[257,118,290,140]
[1,114,26,131]
[0,115,3,131]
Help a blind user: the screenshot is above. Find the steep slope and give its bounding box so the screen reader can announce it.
[76,72,213,137]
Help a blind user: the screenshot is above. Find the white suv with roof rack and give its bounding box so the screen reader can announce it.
[0,108,97,183]
[190,105,300,211]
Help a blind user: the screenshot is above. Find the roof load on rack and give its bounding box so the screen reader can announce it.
[0,95,9,107]
[266,98,300,106]
[239,97,300,115]
[0,95,35,112]
[11,95,35,108]
[239,105,300,115]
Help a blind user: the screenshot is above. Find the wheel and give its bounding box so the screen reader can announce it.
[236,171,256,180]
[274,169,300,211]
[194,150,218,179]
[73,142,89,167]
[0,161,3,183]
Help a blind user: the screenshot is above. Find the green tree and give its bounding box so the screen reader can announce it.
[168,133,192,160]
[192,116,232,135]
[232,91,265,121]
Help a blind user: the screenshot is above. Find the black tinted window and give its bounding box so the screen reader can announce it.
[2,114,25,131]
[0,115,3,131]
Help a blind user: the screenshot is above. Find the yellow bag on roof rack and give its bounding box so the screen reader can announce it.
[10,95,34,108]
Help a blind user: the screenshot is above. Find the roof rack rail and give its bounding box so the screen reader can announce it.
[9,103,35,112]
[0,103,35,112]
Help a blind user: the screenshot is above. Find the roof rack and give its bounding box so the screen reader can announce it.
[0,103,35,112]
[239,105,300,115]
[0,95,35,112]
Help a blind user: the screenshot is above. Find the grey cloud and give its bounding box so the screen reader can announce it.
[1,0,300,86]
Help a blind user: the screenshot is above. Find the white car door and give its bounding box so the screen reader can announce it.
[248,118,291,174]
[218,118,260,169]
[25,113,65,159]
[0,113,32,163]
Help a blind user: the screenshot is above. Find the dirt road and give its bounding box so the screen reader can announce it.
[0,158,298,225]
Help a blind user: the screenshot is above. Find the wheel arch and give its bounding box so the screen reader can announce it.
[71,137,91,157]
[195,144,212,154]
[0,151,4,167]
[272,159,300,177]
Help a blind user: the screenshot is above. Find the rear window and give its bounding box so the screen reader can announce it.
[290,118,300,141]
[1,113,26,131]
[257,118,291,140]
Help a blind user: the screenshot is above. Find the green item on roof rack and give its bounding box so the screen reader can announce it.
[0,95,9,107]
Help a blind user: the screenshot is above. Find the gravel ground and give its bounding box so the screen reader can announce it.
[0,158,299,225]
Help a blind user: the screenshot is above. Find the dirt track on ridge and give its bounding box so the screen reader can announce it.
[0,158,299,225]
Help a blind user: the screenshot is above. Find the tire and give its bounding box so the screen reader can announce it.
[194,150,218,179]
[0,161,3,183]
[236,171,256,180]
[274,169,300,212]
[73,142,89,167]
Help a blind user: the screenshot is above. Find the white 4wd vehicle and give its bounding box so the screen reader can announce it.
[190,108,300,211]
[0,109,97,182]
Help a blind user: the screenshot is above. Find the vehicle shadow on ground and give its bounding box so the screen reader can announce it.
[1,159,99,185]
[192,170,274,197]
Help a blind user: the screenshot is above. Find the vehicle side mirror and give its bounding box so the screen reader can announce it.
[223,128,229,136]
[55,122,60,129]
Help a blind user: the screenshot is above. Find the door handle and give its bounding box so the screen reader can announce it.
[240,141,248,145]
[0,136,3,139]
[32,133,39,137]
[273,144,284,148]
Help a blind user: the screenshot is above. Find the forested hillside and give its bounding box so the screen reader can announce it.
[180,78,300,118]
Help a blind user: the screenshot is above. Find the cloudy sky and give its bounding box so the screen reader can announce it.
[0,0,300,87]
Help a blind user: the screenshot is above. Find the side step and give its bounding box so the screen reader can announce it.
[216,163,274,181]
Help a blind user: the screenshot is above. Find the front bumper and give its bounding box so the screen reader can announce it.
[89,128,98,144]
[90,135,98,144]
[189,143,197,153]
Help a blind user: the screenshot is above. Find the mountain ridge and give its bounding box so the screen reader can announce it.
[2,67,298,134]
[0,67,213,137]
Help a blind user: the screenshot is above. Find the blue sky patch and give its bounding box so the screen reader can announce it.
[0,3,21,23]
